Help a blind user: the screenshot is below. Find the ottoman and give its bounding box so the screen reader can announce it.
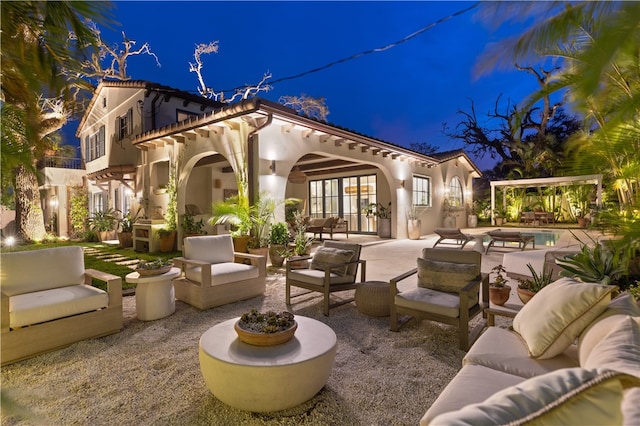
[355,281,392,317]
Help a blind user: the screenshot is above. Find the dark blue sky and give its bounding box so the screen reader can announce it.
[66,1,544,171]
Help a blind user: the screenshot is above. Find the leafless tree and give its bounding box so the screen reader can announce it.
[189,41,272,103]
[279,94,330,122]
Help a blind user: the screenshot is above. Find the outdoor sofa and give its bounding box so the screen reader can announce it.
[1,246,123,365]
[421,279,640,425]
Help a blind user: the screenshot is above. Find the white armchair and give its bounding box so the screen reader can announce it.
[173,235,266,310]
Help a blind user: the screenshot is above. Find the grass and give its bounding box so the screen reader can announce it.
[3,240,182,291]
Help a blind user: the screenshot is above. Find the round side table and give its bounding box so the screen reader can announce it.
[355,281,392,317]
[125,267,180,321]
[199,316,336,412]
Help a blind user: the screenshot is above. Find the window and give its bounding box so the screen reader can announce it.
[117,108,133,140]
[449,177,464,207]
[92,192,105,214]
[412,176,431,206]
[84,125,105,162]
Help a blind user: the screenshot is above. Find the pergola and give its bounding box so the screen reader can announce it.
[489,174,603,225]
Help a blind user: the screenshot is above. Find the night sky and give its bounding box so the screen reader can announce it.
[64,1,544,171]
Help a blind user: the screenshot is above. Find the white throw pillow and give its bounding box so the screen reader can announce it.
[428,368,640,426]
[584,316,640,378]
[512,277,616,359]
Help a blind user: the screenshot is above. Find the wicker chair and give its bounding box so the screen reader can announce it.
[390,248,489,350]
[285,241,366,316]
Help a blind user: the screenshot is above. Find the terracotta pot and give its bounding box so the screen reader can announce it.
[517,288,536,304]
[158,231,176,252]
[269,244,286,267]
[248,247,269,259]
[117,232,133,248]
[489,285,511,306]
[234,320,297,346]
[232,235,250,253]
[468,215,478,228]
[288,256,309,270]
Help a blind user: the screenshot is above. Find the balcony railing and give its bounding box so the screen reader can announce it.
[41,156,83,170]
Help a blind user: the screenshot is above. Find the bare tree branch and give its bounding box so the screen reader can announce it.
[279,94,330,122]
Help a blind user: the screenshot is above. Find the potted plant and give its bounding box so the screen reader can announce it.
[489,264,511,306]
[364,202,391,238]
[117,208,141,248]
[135,258,173,277]
[247,194,276,256]
[494,207,507,226]
[516,263,554,304]
[210,194,252,252]
[268,222,290,267]
[284,212,314,269]
[181,213,206,238]
[234,309,297,346]
[89,208,118,242]
[467,201,478,228]
[406,205,421,240]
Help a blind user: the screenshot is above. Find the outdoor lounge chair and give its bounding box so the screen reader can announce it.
[485,230,535,254]
[432,228,474,249]
[390,248,489,350]
[285,240,366,316]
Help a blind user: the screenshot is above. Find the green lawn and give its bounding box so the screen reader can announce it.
[3,241,181,291]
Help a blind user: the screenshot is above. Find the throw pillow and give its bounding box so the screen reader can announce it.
[417,257,479,306]
[428,368,640,426]
[310,247,355,276]
[584,315,640,378]
[512,277,617,359]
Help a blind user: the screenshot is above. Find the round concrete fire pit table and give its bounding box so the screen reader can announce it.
[199,316,336,412]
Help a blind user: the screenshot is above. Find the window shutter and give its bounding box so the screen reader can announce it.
[84,136,90,161]
[127,108,133,136]
[115,117,120,141]
[99,125,105,157]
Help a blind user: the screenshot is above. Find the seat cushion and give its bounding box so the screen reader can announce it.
[463,327,579,379]
[185,262,259,285]
[395,287,460,318]
[420,364,525,426]
[10,285,109,328]
[310,246,355,276]
[427,368,640,426]
[417,258,479,306]
[512,277,616,359]
[287,269,354,286]
[1,246,85,296]
[184,235,234,264]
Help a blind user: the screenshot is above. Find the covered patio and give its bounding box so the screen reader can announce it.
[489,174,603,225]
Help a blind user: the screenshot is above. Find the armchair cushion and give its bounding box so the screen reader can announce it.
[512,278,617,359]
[286,269,355,286]
[429,368,639,426]
[10,285,108,328]
[417,258,479,306]
[395,287,461,318]
[310,246,355,276]
[184,235,234,264]
[186,262,259,286]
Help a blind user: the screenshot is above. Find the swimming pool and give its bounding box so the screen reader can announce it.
[484,230,565,247]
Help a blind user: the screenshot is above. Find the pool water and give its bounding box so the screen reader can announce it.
[484,231,565,247]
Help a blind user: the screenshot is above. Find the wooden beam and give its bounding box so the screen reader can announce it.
[170,135,185,144]
[195,129,210,138]
[361,146,369,153]
[391,154,399,159]
[319,134,331,143]
[382,151,390,158]
[302,129,315,139]
[372,149,381,156]
[334,139,345,147]
[281,123,295,133]
[348,143,357,150]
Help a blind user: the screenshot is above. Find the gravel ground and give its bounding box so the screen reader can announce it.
[0,270,490,426]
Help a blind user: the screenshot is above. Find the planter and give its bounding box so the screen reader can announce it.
[495,218,504,226]
[117,232,133,248]
[158,231,176,253]
[377,218,391,238]
[288,256,309,270]
[98,230,114,242]
[489,285,511,306]
[234,320,297,346]
[517,288,536,305]
[269,244,286,267]
[443,216,456,229]
[136,265,172,277]
[577,217,587,228]
[232,235,250,253]
[248,247,269,259]
[407,219,421,240]
[468,215,478,228]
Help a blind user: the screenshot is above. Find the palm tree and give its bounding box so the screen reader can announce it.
[1,1,110,241]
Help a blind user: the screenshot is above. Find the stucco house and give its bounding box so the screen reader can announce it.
[66,79,481,248]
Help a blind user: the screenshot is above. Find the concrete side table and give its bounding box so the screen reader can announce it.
[125,267,180,321]
[199,316,336,412]
[355,281,392,317]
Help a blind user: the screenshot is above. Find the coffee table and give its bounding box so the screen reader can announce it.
[125,267,180,321]
[199,315,336,412]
